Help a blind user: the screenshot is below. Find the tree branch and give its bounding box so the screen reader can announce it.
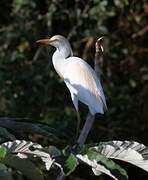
[76,37,104,146]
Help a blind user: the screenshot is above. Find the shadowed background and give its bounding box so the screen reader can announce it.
[0,0,147,178]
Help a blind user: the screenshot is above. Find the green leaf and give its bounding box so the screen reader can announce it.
[0,118,59,140]
[123,0,129,5]
[64,154,78,175]
[0,147,7,159]
[0,163,7,171]
[89,151,128,179]
[55,153,79,176]
[44,145,61,157]
[0,140,54,171]
[1,155,44,180]
[0,171,14,180]
[143,155,148,160]
[77,150,128,180]
[0,127,16,140]
[92,141,148,172]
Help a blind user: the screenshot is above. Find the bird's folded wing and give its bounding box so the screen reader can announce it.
[63,57,107,113]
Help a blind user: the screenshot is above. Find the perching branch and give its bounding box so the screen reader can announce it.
[94,37,104,77]
[77,37,104,146]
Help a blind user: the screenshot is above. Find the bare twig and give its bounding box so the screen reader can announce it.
[76,37,104,146]
[132,25,148,38]
[94,37,104,77]
[32,46,44,62]
[82,37,94,60]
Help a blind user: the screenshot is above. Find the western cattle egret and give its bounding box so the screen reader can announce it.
[36,35,107,136]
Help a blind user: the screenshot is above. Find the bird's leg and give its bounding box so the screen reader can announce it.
[77,112,95,145]
[70,92,81,140]
[75,110,81,140]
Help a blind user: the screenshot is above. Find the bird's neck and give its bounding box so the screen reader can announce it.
[52,49,66,79]
[52,46,73,79]
[57,45,73,59]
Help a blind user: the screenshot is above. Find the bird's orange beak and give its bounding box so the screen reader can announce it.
[36,39,57,44]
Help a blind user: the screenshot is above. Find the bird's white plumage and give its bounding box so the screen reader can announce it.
[63,57,107,115]
[37,35,107,115]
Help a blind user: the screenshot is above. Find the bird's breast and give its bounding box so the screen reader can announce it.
[54,65,64,79]
[52,55,65,79]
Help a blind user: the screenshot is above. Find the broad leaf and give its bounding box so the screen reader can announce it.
[0,117,59,141]
[91,141,148,172]
[0,147,6,159]
[55,153,79,176]
[44,145,62,158]
[64,153,79,175]
[0,160,14,180]
[0,163,7,171]
[0,127,16,140]
[0,140,54,170]
[0,171,14,180]
[1,155,44,180]
[77,150,128,180]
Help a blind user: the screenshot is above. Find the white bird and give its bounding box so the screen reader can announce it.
[36,35,107,136]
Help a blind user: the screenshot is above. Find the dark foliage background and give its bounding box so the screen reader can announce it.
[0,0,147,179]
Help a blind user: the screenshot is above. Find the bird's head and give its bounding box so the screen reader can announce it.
[36,35,62,47]
[36,35,73,57]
